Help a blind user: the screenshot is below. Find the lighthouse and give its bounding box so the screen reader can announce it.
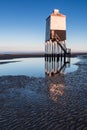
[45,9,70,56]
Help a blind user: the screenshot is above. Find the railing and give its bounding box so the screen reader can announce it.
[55,34,71,55]
[66,48,71,54]
[45,38,71,55]
[57,41,66,53]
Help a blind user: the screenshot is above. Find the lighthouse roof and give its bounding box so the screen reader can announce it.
[51,9,65,17]
[46,9,66,20]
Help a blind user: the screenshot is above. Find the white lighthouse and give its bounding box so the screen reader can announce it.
[45,9,69,56]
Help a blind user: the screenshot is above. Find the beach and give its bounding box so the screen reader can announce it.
[0,55,87,130]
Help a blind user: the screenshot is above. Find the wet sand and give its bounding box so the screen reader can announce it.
[0,55,87,130]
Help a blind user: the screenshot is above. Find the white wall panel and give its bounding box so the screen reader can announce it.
[50,16,66,30]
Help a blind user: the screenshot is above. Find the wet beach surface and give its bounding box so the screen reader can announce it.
[0,56,87,130]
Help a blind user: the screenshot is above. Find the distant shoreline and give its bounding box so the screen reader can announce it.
[0,52,87,60]
[0,53,45,60]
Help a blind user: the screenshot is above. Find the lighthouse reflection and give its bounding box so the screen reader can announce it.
[49,82,64,102]
[45,56,70,102]
[45,56,70,76]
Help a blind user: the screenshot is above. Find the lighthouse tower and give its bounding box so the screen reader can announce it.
[45,9,70,56]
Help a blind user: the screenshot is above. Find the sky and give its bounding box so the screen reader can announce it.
[0,0,87,53]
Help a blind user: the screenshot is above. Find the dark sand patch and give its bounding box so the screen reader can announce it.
[0,61,21,65]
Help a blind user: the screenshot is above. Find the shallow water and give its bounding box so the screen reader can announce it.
[0,57,79,77]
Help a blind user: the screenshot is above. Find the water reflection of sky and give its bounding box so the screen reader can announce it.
[65,57,80,74]
[0,57,80,77]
